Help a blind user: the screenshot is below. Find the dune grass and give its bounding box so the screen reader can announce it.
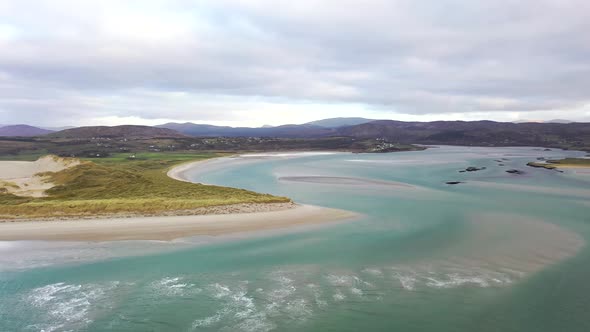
[0,152,291,220]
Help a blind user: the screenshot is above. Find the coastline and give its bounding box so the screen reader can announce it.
[0,153,360,241]
[166,158,216,183]
[0,204,358,242]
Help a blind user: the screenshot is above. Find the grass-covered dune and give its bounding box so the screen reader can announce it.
[0,153,291,220]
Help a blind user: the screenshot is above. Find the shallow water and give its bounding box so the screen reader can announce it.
[1,146,590,331]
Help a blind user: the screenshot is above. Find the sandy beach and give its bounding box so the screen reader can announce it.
[166,158,224,183]
[0,204,358,241]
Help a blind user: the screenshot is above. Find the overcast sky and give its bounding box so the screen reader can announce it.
[1,0,589,127]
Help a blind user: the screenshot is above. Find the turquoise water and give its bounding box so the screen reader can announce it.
[1,146,590,331]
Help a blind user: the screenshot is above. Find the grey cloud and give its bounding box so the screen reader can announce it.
[0,0,589,125]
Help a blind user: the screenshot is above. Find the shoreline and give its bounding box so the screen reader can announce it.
[0,204,359,242]
[0,202,297,223]
[166,157,230,184]
[0,153,360,241]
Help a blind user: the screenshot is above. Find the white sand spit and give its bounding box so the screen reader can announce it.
[0,204,359,242]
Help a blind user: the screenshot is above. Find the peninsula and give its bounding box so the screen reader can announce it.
[0,153,358,241]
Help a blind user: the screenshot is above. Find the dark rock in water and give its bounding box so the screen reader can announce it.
[446,181,463,185]
[494,159,503,162]
[502,158,509,161]
[544,148,552,151]
[506,169,525,175]
[498,164,505,166]
[461,166,487,172]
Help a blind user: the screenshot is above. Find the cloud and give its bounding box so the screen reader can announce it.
[0,0,589,126]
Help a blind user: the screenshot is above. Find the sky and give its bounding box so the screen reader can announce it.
[1,0,590,127]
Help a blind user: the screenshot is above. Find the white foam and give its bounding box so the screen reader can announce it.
[210,283,232,298]
[332,290,346,301]
[425,274,490,288]
[193,265,515,331]
[152,277,201,296]
[25,281,119,332]
[394,274,417,291]
[283,298,312,321]
[192,312,222,328]
[362,268,384,277]
[194,282,274,332]
[232,312,277,332]
[350,287,363,296]
[307,284,327,308]
[325,274,355,287]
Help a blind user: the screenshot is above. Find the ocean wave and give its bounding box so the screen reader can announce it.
[24,281,120,332]
[394,273,418,291]
[386,267,514,291]
[151,276,201,297]
[193,282,275,332]
[94,266,517,331]
[332,290,346,301]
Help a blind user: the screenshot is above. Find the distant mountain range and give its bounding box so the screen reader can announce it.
[156,117,377,137]
[47,125,187,139]
[305,117,377,127]
[547,119,574,124]
[336,120,590,147]
[0,125,54,137]
[155,123,335,137]
[2,118,589,151]
[155,119,590,149]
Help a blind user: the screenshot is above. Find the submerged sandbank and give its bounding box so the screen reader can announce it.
[0,204,358,242]
[447,212,584,274]
[365,212,585,291]
[467,180,590,199]
[278,176,414,188]
[167,152,343,184]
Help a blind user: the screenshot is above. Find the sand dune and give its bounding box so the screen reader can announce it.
[0,156,79,197]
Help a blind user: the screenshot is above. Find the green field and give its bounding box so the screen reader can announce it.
[0,152,291,220]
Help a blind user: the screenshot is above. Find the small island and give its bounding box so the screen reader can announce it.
[527,158,590,171]
[506,169,525,175]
